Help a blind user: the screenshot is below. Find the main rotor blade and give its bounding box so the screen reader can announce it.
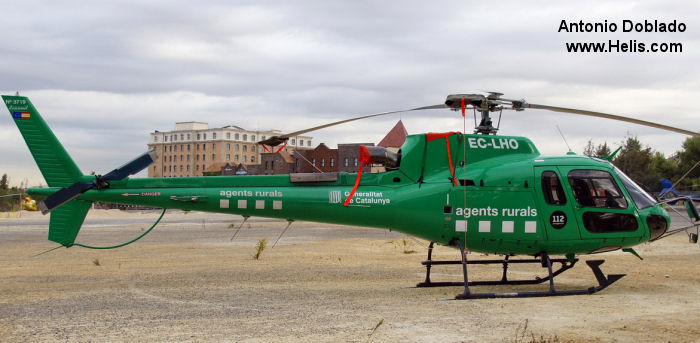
[526,103,699,137]
[101,149,158,181]
[258,104,445,146]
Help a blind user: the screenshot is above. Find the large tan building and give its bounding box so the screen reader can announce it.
[148,122,312,177]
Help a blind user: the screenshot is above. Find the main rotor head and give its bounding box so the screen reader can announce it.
[445,92,525,134]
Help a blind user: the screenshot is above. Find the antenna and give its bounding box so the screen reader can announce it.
[555,124,572,152]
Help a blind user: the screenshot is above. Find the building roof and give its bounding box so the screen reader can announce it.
[378,120,408,148]
[203,162,231,173]
[262,150,296,164]
[278,150,296,164]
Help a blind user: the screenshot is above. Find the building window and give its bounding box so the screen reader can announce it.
[180,134,184,140]
[354,158,358,166]
[234,155,239,161]
[180,155,183,161]
[180,165,183,172]
[169,165,172,172]
[261,136,266,140]
[187,133,191,140]
[321,158,325,167]
[265,161,269,169]
[154,136,159,142]
[196,155,200,161]
[243,134,248,141]
[212,154,216,160]
[251,145,255,152]
[227,143,230,150]
[164,136,168,142]
[173,135,177,141]
[251,156,255,162]
[213,133,217,139]
[169,156,172,162]
[307,141,311,147]
[344,158,349,167]
[187,155,191,161]
[188,144,191,151]
[243,145,247,152]
[330,158,334,167]
[174,145,178,152]
[292,139,296,145]
[251,135,255,141]
[243,156,247,162]
[235,133,239,140]
[213,143,216,149]
[235,144,240,151]
[196,165,200,171]
[312,158,316,166]
[203,155,206,161]
[226,132,231,139]
[203,144,206,151]
[300,139,303,146]
[187,165,190,171]
[226,154,230,161]
[203,133,207,140]
[270,160,273,169]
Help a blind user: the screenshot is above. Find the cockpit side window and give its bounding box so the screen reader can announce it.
[567,170,627,209]
[541,171,566,205]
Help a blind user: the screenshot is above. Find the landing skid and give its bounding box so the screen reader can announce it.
[416,242,625,299]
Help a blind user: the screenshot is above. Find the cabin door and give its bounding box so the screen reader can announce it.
[534,167,581,241]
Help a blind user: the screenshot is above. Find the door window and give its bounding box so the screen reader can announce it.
[567,170,627,209]
[541,171,566,205]
[582,212,638,233]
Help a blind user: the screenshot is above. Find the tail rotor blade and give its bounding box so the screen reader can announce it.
[39,182,95,214]
[101,149,158,181]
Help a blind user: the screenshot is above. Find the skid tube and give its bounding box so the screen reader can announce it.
[416,241,625,299]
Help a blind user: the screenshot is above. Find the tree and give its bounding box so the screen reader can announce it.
[675,137,700,190]
[613,136,654,188]
[595,142,611,158]
[582,140,595,157]
[0,174,7,190]
[647,152,679,192]
[582,140,612,158]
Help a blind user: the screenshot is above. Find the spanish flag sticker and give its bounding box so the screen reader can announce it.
[12,111,30,119]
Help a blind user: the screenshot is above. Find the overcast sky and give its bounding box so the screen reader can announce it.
[1,0,698,186]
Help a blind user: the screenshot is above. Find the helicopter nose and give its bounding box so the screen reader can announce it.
[647,213,668,241]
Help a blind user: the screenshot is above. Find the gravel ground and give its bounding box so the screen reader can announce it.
[1,210,700,343]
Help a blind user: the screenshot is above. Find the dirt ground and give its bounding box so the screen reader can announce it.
[1,209,700,343]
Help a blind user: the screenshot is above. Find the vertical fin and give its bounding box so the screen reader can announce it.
[2,95,83,187]
[48,201,91,246]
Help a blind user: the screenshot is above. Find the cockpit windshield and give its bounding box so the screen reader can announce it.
[613,166,657,209]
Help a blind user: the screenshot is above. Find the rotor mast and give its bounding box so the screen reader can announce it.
[445,92,508,135]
